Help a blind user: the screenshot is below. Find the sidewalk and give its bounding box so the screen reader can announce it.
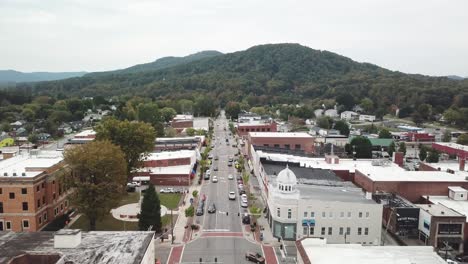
[172,181,203,244]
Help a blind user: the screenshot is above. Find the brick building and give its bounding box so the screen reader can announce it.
[135,150,198,186]
[154,136,205,151]
[236,121,277,137]
[0,150,70,232]
[171,115,194,133]
[247,132,314,157]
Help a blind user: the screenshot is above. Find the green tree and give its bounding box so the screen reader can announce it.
[138,184,162,232]
[63,140,127,231]
[388,141,396,157]
[250,106,267,116]
[378,129,392,139]
[28,133,39,144]
[225,101,241,119]
[417,104,432,120]
[426,149,440,163]
[186,128,196,136]
[160,107,177,123]
[398,142,407,155]
[442,130,452,142]
[137,102,161,126]
[347,137,372,158]
[334,120,350,136]
[95,118,156,175]
[164,127,177,137]
[316,116,332,129]
[359,98,374,113]
[419,145,428,161]
[457,134,468,146]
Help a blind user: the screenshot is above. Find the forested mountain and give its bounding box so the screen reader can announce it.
[0,70,86,83]
[20,43,468,118]
[87,50,223,76]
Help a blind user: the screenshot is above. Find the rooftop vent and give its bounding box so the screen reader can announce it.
[441,211,445,215]
[54,229,82,249]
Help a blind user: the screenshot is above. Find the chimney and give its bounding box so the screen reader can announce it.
[54,229,82,248]
[393,152,404,167]
[460,159,466,171]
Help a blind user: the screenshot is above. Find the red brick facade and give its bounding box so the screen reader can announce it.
[237,122,277,137]
[354,170,468,202]
[0,166,70,232]
[247,133,314,156]
[143,157,191,168]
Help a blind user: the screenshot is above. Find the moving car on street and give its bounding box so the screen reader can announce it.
[212,176,218,183]
[228,174,234,180]
[208,203,216,213]
[245,252,265,264]
[228,191,236,200]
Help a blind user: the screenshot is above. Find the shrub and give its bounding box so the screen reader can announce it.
[192,190,199,197]
[185,206,194,217]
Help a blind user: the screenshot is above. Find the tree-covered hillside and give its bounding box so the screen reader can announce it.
[21,43,468,118]
[87,50,223,76]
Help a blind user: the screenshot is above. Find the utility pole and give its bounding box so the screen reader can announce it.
[171,208,174,244]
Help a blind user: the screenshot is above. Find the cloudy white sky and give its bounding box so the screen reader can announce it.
[0,0,467,76]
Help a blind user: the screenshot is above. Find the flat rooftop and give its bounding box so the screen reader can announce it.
[417,203,464,218]
[145,150,197,161]
[297,184,375,204]
[74,129,96,138]
[428,196,468,222]
[156,136,204,143]
[424,161,468,174]
[0,231,153,264]
[0,151,63,178]
[249,132,312,138]
[299,238,445,264]
[434,142,468,152]
[193,117,209,131]
[256,150,468,182]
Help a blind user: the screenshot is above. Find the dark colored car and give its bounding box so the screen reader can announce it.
[228,161,233,167]
[245,252,265,264]
[242,214,251,224]
[213,166,218,171]
[208,203,216,213]
[237,175,242,181]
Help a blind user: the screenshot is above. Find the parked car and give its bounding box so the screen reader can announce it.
[241,194,248,203]
[204,173,210,180]
[238,183,244,189]
[208,154,213,159]
[160,187,175,193]
[208,203,216,213]
[228,191,236,200]
[241,200,248,208]
[239,189,246,195]
[228,161,233,167]
[228,174,234,180]
[212,176,218,183]
[245,252,265,264]
[126,182,140,188]
[242,214,251,224]
[237,179,243,184]
[196,207,204,216]
[237,175,242,181]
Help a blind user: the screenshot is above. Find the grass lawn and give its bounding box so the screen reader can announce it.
[159,193,182,209]
[70,192,181,231]
[0,138,14,147]
[70,192,140,231]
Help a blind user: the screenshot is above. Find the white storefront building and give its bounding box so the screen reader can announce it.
[265,165,382,244]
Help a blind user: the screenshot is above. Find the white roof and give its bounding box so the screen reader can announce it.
[249,132,312,138]
[449,186,468,192]
[173,114,193,121]
[256,150,468,182]
[74,129,96,138]
[300,239,445,264]
[435,142,468,152]
[427,196,468,222]
[416,203,463,217]
[145,150,196,161]
[341,111,358,115]
[193,117,209,131]
[0,151,63,178]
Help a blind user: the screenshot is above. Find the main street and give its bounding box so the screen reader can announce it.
[177,111,270,264]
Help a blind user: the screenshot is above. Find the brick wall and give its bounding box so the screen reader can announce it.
[143,157,191,167]
[149,174,191,186]
[248,136,314,154]
[237,122,277,137]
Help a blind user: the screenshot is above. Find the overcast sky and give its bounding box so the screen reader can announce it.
[1,0,467,76]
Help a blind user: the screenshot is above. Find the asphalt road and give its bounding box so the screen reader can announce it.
[181,111,263,264]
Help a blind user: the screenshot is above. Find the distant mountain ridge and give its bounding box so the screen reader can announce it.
[446,75,466,80]
[17,43,468,117]
[87,50,223,76]
[0,70,87,83]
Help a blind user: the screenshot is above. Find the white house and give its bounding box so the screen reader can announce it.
[314,109,324,118]
[324,109,338,118]
[359,115,376,122]
[340,111,358,121]
[265,165,382,243]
